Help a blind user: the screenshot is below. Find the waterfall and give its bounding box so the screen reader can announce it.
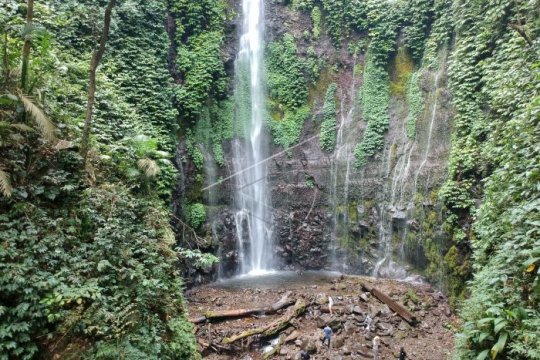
[329,59,358,269]
[412,69,442,196]
[232,0,273,274]
[373,59,446,279]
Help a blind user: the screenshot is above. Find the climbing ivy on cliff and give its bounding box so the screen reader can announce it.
[441,0,540,358]
[267,33,307,110]
[319,83,338,152]
[168,0,229,120]
[267,33,310,151]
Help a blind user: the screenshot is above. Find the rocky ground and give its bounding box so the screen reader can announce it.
[187,274,457,359]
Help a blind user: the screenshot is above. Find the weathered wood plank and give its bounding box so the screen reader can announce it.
[360,282,417,325]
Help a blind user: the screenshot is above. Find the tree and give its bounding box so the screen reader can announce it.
[20,0,34,92]
[80,0,117,165]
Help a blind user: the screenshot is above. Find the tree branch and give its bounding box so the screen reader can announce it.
[81,0,117,166]
[509,23,533,47]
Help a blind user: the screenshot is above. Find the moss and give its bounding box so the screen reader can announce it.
[414,192,425,205]
[390,47,414,97]
[308,67,337,106]
[354,62,364,76]
[404,288,420,305]
[348,202,358,223]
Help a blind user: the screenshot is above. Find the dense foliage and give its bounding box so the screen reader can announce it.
[0,1,200,358]
[353,52,391,167]
[266,33,310,152]
[442,0,540,358]
[168,0,229,120]
[2,0,539,359]
[267,33,307,110]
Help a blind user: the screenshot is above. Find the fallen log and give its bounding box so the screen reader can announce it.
[189,316,206,325]
[320,306,344,314]
[360,282,417,325]
[198,339,229,354]
[191,292,294,324]
[223,299,307,344]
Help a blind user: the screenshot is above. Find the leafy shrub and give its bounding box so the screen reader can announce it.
[269,106,311,154]
[187,203,207,229]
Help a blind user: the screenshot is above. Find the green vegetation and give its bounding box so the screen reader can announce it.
[440,1,540,358]
[269,106,310,155]
[187,203,207,229]
[349,0,398,167]
[402,0,433,62]
[267,33,310,152]
[168,0,229,120]
[319,83,338,152]
[390,47,414,97]
[1,1,539,359]
[321,0,368,45]
[0,1,204,358]
[267,33,307,110]
[354,53,391,167]
[311,6,322,39]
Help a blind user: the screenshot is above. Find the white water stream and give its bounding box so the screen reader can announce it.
[330,59,358,269]
[373,61,445,279]
[233,0,273,274]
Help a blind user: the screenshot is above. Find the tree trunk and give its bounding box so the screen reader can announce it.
[20,0,34,92]
[191,292,294,324]
[222,299,307,344]
[3,32,9,90]
[80,0,117,165]
[360,282,417,325]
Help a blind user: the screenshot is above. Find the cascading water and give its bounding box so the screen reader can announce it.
[412,69,442,196]
[232,0,273,275]
[330,59,358,269]
[373,58,446,279]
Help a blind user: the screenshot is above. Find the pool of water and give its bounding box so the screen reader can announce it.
[212,270,342,289]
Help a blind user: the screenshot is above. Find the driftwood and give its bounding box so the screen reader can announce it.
[223,299,307,344]
[360,283,417,325]
[189,316,206,325]
[320,306,344,314]
[198,339,228,354]
[191,292,294,324]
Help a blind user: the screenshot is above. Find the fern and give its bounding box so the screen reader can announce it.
[18,92,56,141]
[137,158,161,177]
[0,168,12,197]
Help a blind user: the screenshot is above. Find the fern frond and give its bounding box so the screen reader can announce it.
[10,123,33,132]
[55,140,74,150]
[137,158,160,177]
[0,168,13,197]
[18,92,56,141]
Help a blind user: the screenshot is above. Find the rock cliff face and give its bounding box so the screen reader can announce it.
[177,1,453,287]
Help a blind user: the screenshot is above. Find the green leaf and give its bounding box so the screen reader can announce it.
[494,319,507,334]
[491,331,508,359]
[97,260,112,272]
[479,332,491,343]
